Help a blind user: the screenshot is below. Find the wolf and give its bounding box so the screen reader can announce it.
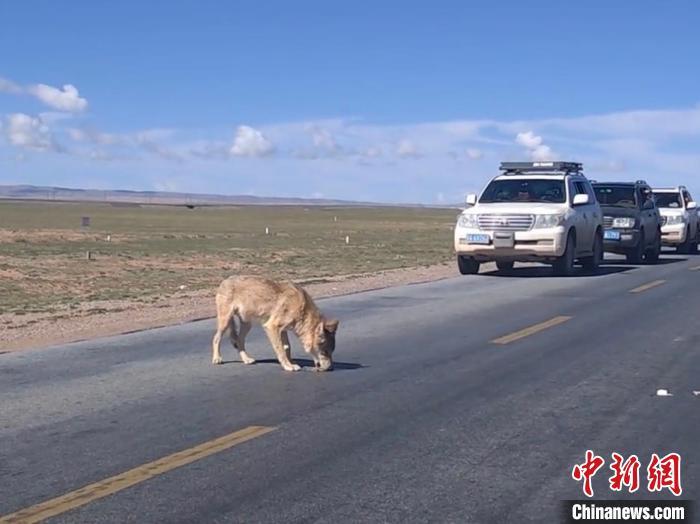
[211,275,340,371]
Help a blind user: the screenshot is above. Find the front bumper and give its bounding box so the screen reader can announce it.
[602,229,640,253]
[454,226,567,262]
[660,223,687,245]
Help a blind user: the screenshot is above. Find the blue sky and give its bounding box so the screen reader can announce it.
[1,1,699,203]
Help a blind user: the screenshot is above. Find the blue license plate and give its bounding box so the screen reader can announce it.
[467,234,490,245]
[604,230,621,240]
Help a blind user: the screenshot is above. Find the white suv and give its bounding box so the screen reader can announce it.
[652,186,699,254]
[454,162,603,276]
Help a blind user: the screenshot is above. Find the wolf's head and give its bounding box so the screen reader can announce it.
[314,318,339,371]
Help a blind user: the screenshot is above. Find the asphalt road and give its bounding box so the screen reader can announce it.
[1,253,699,523]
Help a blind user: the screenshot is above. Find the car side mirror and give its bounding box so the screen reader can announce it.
[465,193,477,206]
[572,194,589,206]
[687,201,697,210]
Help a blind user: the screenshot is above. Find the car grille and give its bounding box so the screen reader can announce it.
[477,214,534,231]
[603,216,614,228]
[660,216,668,226]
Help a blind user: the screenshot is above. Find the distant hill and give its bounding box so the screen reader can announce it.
[0,184,457,208]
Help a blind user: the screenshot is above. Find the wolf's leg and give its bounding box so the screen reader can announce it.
[227,316,239,349]
[236,320,256,364]
[211,303,230,365]
[281,331,292,361]
[263,324,301,371]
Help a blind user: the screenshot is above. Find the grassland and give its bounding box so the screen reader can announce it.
[0,201,458,316]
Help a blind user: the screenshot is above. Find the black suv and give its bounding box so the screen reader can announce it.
[592,180,662,263]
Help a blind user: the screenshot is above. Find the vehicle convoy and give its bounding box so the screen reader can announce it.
[592,180,662,263]
[454,161,603,276]
[652,186,699,254]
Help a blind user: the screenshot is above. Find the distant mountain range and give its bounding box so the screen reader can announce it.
[0,184,457,208]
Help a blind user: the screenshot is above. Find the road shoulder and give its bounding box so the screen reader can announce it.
[1,261,477,352]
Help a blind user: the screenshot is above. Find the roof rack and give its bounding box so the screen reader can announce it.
[499,161,584,176]
[653,185,686,192]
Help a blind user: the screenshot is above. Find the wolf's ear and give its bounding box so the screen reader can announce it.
[324,318,339,334]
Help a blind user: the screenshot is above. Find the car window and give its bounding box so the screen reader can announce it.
[654,192,682,208]
[593,185,636,207]
[479,179,566,203]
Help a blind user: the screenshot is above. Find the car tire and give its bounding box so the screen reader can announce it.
[496,260,515,273]
[581,231,603,273]
[553,233,576,276]
[677,227,691,254]
[457,255,480,275]
[626,231,645,264]
[645,230,662,263]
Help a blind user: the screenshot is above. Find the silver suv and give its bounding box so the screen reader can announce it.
[454,162,603,276]
[653,186,699,254]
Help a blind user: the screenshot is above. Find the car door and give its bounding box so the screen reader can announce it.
[572,180,594,252]
[684,189,699,238]
[639,186,657,246]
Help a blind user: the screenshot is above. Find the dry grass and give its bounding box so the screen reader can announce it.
[0,201,458,317]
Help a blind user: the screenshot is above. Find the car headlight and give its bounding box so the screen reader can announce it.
[612,217,636,228]
[533,214,565,229]
[457,213,478,229]
[665,215,686,225]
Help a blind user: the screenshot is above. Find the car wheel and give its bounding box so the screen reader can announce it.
[496,261,514,273]
[582,231,603,273]
[457,255,480,275]
[553,233,576,276]
[645,230,661,263]
[626,231,645,264]
[677,228,691,254]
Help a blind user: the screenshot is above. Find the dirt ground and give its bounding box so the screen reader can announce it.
[0,201,466,351]
[0,262,476,352]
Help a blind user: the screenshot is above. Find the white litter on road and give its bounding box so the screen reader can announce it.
[656,389,673,397]
[693,391,700,397]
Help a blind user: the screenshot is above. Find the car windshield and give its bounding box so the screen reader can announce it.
[654,192,683,208]
[479,179,566,203]
[593,185,637,208]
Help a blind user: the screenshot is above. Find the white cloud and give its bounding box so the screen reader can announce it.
[363,146,382,158]
[68,127,119,145]
[0,76,89,113]
[4,113,60,152]
[466,148,483,160]
[531,144,554,161]
[189,140,230,160]
[311,128,338,153]
[230,125,274,157]
[397,139,421,158]
[27,83,88,112]
[515,131,555,161]
[515,131,543,149]
[135,131,183,162]
[0,76,22,94]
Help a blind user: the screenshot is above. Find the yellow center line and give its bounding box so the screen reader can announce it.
[629,279,666,294]
[491,315,572,345]
[689,265,700,271]
[0,425,276,524]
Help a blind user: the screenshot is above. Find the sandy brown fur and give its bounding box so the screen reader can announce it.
[211,275,339,371]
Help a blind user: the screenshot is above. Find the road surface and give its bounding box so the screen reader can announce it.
[1,254,699,523]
